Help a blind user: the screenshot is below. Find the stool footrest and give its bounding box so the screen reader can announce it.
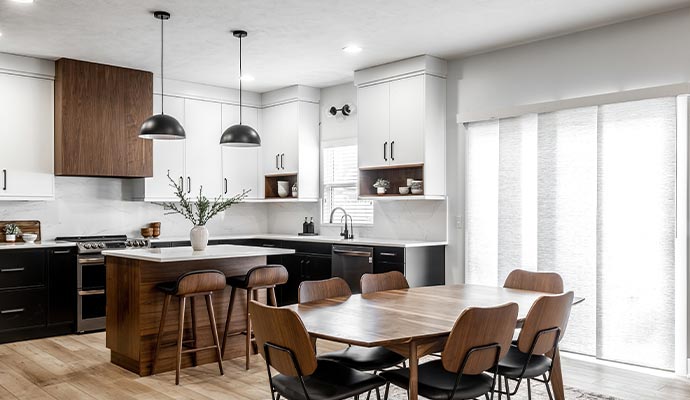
[181,345,220,354]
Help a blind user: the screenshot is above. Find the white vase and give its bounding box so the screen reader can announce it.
[5,234,15,242]
[376,187,387,195]
[190,226,209,251]
[277,181,289,198]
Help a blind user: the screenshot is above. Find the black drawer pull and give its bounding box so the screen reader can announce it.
[379,252,398,257]
[0,267,25,273]
[1,308,24,315]
[53,250,71,254]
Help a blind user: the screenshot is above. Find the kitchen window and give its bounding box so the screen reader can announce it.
[322,141,374,225]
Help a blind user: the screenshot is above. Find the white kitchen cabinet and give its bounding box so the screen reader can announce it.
[143,95,186,201]
[357,83,390,169]
[389,75,424,166]
[221,104,260,199]
[0,74,54,200]
[184,99,222,199]
[262,102,299,174]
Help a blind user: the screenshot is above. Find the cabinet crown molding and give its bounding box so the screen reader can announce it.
[261,85,320,108]
[354,55,447,87]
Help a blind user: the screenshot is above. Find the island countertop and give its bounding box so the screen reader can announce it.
[102,244,295,263]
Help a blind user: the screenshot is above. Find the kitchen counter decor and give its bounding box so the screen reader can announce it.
[157,175,248,251]
[373,178,390,195]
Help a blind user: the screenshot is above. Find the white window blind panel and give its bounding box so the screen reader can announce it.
[537,107,598,356]
[466,120,499,286]
[322,145,373,225]
[597,97,676,370]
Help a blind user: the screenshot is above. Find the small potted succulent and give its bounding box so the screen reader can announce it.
[373,178,390,195]
[4,224,21,242]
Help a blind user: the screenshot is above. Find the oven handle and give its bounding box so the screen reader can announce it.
[78,289,105,296]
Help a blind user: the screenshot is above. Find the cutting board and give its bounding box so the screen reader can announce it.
[0,220,41,242]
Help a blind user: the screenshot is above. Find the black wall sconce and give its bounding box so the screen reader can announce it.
[329,104,351,116]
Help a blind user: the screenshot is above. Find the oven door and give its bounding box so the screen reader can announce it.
[77,254,106,332]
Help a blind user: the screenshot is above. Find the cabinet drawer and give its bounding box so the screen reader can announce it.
[0,288,46,331]
[374,247,404,264]
[0,250,46,290]
[289,241,332,256]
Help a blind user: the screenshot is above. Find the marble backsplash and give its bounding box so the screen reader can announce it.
[0,177,447,242]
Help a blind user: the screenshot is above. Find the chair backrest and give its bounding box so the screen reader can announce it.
[517,291,574,355]
[175,269,227,295]
[503,269,564,294]
[245,265,289,288]
[360,271,410,294]
[298,277,352,304]
[249,300,318,377]
[442,303,519,375]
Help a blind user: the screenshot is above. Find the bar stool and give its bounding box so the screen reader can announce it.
[152,269,227,385]
[220,264,289,370]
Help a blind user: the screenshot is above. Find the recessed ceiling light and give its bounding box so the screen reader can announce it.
[11,0,35,3]
[342,45,362,54]
[239,74,254,82]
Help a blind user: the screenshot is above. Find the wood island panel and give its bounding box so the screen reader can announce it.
[106,255,267,376]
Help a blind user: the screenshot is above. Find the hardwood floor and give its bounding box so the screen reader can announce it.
[0,332,688,399]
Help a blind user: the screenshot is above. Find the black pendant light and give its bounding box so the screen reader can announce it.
[139,11,185,140]
[220,30,261,147]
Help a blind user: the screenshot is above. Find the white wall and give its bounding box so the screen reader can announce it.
[444,7,690,284]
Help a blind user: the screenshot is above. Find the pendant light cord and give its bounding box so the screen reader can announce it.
[239,34,243,124]
[160,15,165,115]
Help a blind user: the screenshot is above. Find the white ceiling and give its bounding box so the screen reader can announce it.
[0,0,687,92]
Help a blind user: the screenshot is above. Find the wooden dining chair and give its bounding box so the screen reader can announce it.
[503,269,564,294]
[360,271,409,294]
[299,278,408,375]
[495,291,574,400]
[381,302,519,400]
[249,300,387,400]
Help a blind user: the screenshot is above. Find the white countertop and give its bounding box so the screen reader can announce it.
[102,244,296,263]
[150,233,447,248]
[0,240,75,250]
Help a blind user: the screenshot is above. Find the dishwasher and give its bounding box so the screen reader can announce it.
[331,245,373,294]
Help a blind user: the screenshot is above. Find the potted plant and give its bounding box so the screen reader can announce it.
[373,178,390,195]
[157,175,249,251]
[3,224,21,242]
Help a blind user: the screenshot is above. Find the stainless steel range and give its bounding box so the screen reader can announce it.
[55,235,148,332]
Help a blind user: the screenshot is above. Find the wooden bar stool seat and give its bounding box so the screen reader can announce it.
[152,269,227,385]
[221,264,289,370]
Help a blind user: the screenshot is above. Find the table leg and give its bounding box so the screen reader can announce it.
[408,340,418,400]
[551,348,565,400]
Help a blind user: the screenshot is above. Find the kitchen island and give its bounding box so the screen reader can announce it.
[103,244,295,376]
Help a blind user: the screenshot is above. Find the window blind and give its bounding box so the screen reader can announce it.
[466,97,678,371]
[322,145,374,225]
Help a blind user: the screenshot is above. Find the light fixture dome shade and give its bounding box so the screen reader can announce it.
[220,124,261,147]
[139,114,186,140]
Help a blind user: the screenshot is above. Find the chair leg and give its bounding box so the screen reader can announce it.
[526,378,531,400]
[365,389,371,400]
[375,387,382,400]
[269,287,278,306]
[205,293,224,376]
[151,294,171,375]
[497,375,503,400]
[543,374,554,400]
[383,382,390,400]
[175,296,186,385]
[190,296,198,366]
[245,288,253,370]
[504,377,511,400]
[221,286,236,357]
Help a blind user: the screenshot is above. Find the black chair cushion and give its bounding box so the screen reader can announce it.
[226,274,248,289]
[272,359,386,400]
[497,346,552,379]
[156,280,177,294]
[318,346,406,371]
[380,359,494,400]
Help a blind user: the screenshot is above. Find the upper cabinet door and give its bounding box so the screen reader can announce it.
[0,74,54,199]
[261,105,281,174]
[277,102,299,174]
[221,104,259,199]
[145,95,186,201]
[389,76,424,166]
[184,99,222,199]
[357,83,390,169]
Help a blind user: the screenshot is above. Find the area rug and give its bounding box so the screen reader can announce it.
[385,383,622,399]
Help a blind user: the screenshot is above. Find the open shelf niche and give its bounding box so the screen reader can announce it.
[358,164,425,197]
[265,173,298,199]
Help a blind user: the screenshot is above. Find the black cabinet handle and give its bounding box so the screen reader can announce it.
[187,177,191,193]
[391,141,395,161]
[280,153,284,169]
[383,142,388,161]
[53,250,71,254]
[179,176,184,191]
[0,267,24,273]
[224,178,228,194]
[275,154,279,169]
[1,308,24,315]
[2,169,6,191]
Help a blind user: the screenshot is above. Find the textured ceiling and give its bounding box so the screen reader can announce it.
[0,0,687,92]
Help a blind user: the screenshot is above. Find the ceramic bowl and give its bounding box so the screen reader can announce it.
[411,188,424,195]
[22,233,37,243]
[398,187,410,195]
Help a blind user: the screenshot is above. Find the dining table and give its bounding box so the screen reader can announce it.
[287,284,580,400]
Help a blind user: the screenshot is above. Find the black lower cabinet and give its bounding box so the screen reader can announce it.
[277,253,332,306]
[48,248,77,332]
